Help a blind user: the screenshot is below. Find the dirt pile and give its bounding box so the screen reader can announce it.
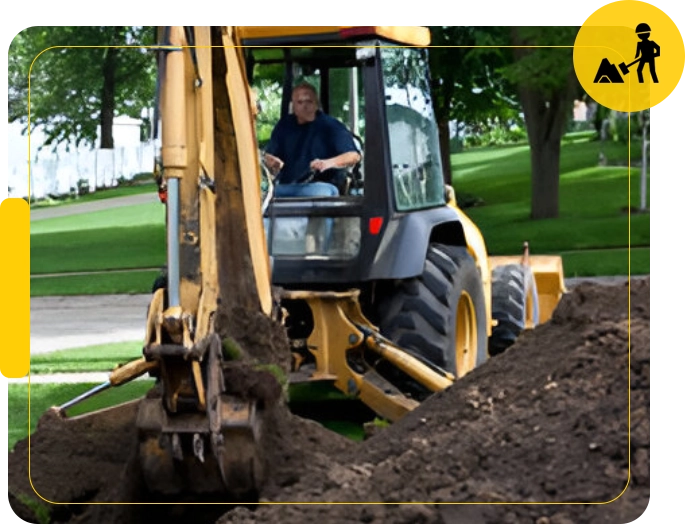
[8,278,649,524]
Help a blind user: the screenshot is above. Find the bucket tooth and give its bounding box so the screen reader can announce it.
[193,433,205,463]
[172,433,183,461]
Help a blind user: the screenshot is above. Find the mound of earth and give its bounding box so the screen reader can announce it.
[8,278,649,524]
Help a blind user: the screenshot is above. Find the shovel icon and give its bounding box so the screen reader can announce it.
[618,57,641,76]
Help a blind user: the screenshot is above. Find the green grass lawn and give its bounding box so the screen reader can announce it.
[30,201,165,235]
[30,200,166,276]
[453,139,649,275]
[30,191,165,279]
[30,197,165,294]
[561,247,648,277]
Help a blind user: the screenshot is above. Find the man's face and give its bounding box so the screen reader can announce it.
[292,88,318,124]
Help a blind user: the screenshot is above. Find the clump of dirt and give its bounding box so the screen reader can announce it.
[8,278,649,524]
[215,305,292,375]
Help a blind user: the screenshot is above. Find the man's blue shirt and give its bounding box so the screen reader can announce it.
[265,111,358,184]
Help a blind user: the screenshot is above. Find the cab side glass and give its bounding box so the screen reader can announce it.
[381,48,444,211]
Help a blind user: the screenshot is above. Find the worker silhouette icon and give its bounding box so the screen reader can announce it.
[632,23,660,83]
[593,22,660,84]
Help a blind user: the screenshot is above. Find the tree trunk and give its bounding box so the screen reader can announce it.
[529,140,561,218]
[518,72,577,219]
[522,94,563,219]
[437,117,452,186]
[99,47,117,149]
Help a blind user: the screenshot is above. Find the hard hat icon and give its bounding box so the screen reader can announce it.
[636,23,651,34]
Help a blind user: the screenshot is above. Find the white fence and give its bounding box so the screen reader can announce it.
[8,118,156,200]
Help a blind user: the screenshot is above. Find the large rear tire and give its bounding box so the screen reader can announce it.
[378,243,488,379]
[488,263,539,356]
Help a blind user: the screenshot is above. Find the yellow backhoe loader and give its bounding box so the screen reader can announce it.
[55,26,566,498]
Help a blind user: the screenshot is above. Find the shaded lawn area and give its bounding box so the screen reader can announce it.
[31,224,165,275]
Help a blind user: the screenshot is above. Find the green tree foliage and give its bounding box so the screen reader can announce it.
[8,26,156,150]
[250,60,288,147]
[254,79,283,147]
[429,27,519,183]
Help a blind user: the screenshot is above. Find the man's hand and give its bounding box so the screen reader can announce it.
[264,153,284,175]
[310,158,335,172]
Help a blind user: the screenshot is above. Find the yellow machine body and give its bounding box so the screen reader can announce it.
[55,25,567,498]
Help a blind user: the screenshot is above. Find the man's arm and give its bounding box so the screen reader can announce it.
[310,117,361,172]
[263,119,285,175]
[310,151,361,173]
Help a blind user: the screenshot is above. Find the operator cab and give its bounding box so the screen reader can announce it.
[249,49,365,197]
[242,27,448,286]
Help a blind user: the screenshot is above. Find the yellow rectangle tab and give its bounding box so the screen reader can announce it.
[0,198,30,378]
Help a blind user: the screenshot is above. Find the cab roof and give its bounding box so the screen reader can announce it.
[235,26,431,47]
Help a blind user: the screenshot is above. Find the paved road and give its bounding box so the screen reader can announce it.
[20,293,151,384]
[30,294,151,354]
[30,191,159,221]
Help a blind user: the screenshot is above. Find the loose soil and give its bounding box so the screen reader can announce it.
[8,278,649,524]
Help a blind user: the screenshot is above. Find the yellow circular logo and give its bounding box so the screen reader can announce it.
[574,0,685,112]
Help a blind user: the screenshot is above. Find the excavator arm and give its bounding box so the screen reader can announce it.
[159,26,271,332]
[136,26,274,497]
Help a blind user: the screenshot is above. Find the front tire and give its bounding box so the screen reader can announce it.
[378,243,488,379]
[488,263,539,356]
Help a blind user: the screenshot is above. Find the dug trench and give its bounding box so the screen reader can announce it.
[8,278,649,524]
